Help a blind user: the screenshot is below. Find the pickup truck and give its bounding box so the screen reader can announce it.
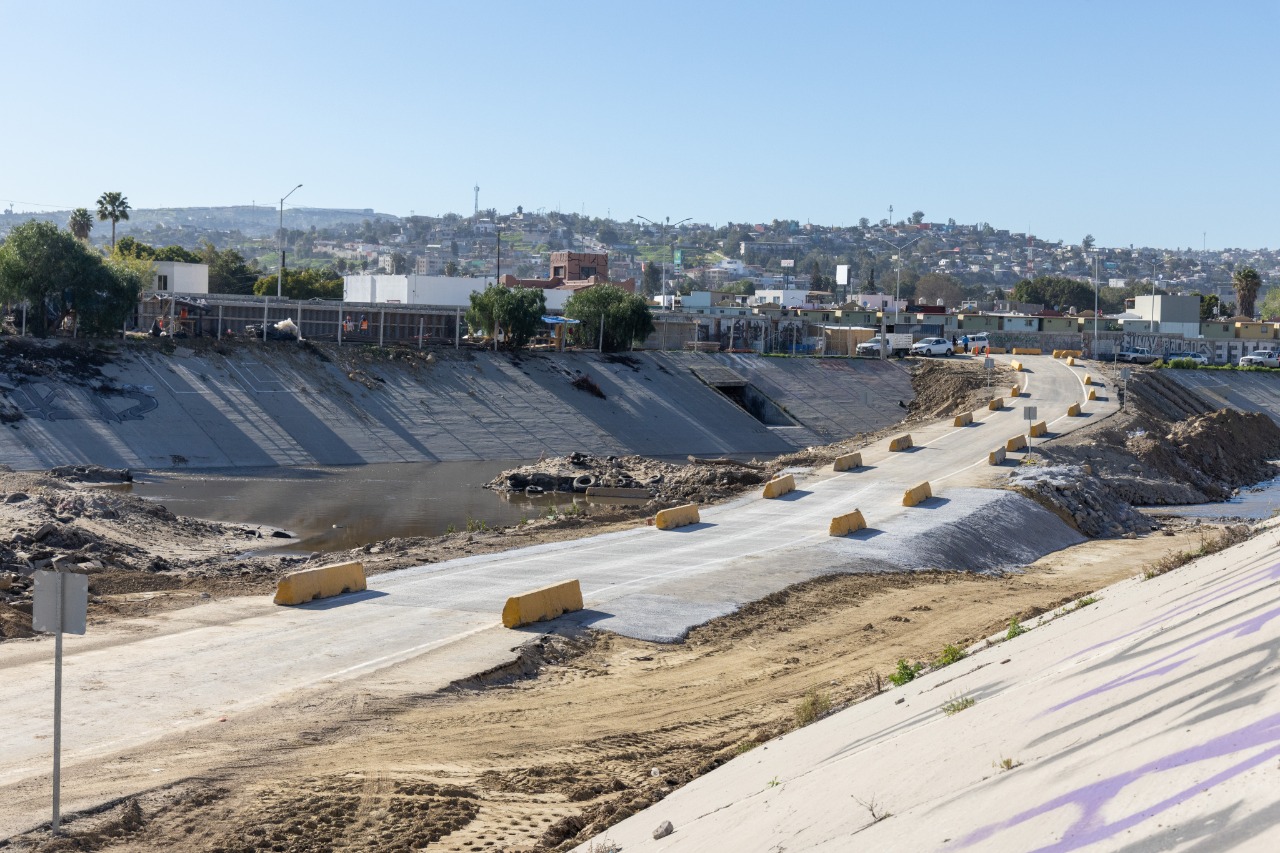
[1239,349,1280,368]
[1115,347,1160,364]
[856,333,913,358]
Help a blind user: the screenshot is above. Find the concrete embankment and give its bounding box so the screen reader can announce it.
[0,342,913,471]
[591,522,1280,852]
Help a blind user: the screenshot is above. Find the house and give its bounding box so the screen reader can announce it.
[1132,294,1201,337]
[152,261,208,294]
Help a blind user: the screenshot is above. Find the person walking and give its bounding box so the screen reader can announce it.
[961,334,970,354]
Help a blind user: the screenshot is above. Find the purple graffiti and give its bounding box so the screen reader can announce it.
[1046,604,1280,714]
[1055,560,1280,665]
[954,712,1280,851]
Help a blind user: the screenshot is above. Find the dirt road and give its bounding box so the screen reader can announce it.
[2,527,1217,852]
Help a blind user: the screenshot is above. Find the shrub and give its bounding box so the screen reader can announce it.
[935,644,967,667]
[1006,617,1026,640]
[794,688,832,726]
[888,659,924,686]
[941,695,975,715]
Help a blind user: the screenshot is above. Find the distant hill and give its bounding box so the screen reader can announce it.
[0,205,399,241]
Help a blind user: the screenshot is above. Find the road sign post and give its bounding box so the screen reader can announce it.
[1023,406,1038,461]
[984,356,994,391]
[33,570,88,834]
[1120,367,1131,410]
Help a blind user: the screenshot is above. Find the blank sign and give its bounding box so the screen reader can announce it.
[32,571,88,636]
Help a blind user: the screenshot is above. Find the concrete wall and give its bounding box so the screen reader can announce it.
[342,275,495,307]
[154,261,208,294]
[0,348,914,471]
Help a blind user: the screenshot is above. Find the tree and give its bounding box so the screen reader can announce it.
[252,267,342,299]
[444,260,460,277]
[68,208,93,241]
[564,284,655,352]
[1200,293,1222,321]
[466,284,546,350]
[95,191,131,249]
[857,218,870,229]
[1081,234,1095,251]
[0,220,139,336]
[153,245,202,264]
[910,210,925,225]
[914,273,964,308]
[200,241,256,295]
[390,251,408,274]
[1233,267,1262,318]
[113,235,154,259]
[641,261,662,296]
[1257,288,1280,322]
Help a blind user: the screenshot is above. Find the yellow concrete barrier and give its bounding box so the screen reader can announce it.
[1006,434,1028,452]
[987,346,1007,354]
[763,474,796,499]
[655,503,700,530]
[988,446,1007,465]
[888,434,914,452]
[274,561,367,606]
[1066,356,1076,366]
[1010,384,1021,398]
[988,397,1004,411]
[1067,402,1082,416]
[1083,373,1092,385]
[1029,420,1048,438]
[1061,349,1083,358]
[1088,388,1098,401]
[902,482,933,507]
[501,579,584,629]
[828,509,867,536]
[832,451,862,472]
[1052,350,1063,359]
[953,411,973,427]
[1010,359,1023,371]
[1011,347,1042,356]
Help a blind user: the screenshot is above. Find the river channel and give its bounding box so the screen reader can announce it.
[121,461,601,554]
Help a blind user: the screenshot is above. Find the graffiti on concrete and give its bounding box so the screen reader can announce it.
[955,712,1280,851]
[11,383,157,423]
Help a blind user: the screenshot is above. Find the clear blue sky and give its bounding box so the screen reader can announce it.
[2,0,1276,250]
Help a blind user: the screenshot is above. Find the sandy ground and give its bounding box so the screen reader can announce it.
[2,525,1222,852]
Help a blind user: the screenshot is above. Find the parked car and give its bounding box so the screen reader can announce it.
[1116,346,1160,364]
[911,337,954,357]
[967,333,991,353]
[856,333,913,358]
[1166,351,1209,366]
[1240,349,1280,368]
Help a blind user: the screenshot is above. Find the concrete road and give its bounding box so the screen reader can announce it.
[0,355,1112,833]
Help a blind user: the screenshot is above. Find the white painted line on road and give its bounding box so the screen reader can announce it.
[318,622,496,681]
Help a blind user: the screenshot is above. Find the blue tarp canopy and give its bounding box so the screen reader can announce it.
[541,316,581,324]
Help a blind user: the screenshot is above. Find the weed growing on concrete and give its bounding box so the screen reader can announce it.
[888,659,924,686]
[853,794,891,823]
[935,644,967,667]
[861,669,884,695]
[731,740,758,756]
[1006,617,1026,639]
[794,688,832,727]
[941,695,976,716]
[994,756,1021,771]
[1142,525,1255,580]
[1073,595,1099,610]
[444,524,457,534]
[767,776,781,788]
[585,837,621,853]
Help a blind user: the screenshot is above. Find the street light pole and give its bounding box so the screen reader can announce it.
[278,184,302,298]
[638,215,690,308]
[876,235,923,327]
[1092,252,1100,351]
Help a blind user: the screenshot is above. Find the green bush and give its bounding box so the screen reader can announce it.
[888,659,924,686]
[1006,617,1026,640]
[935,644,967,667]
[1165,358,1199,370]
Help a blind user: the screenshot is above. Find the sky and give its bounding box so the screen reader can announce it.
[2,0,1277,250]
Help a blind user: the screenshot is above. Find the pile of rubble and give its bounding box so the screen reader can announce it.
[1008,463,1156,538]
[487,452,772,506]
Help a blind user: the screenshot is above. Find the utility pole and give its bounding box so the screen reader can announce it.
[277,184,302,298]
[637,214,691,307]
[474,184,480,219]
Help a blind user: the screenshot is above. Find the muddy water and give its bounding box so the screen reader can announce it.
[122,461,614,553]
[1144,477,1280,521]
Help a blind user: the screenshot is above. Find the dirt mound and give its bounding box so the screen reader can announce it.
[907,359,1012,421]
[1167,409,1280,487]
[1010,463,1155,537]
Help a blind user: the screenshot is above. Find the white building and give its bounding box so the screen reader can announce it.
[1133,294,1201,338]
[343,274,496,307]
[153,261,208,294]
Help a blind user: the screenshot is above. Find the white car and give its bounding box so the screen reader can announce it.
[911,337,954,357]
[967,333,991,352]
[1166,351,1208,366]
[1240,350,1280,368]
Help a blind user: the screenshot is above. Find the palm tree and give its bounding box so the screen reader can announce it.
[1233,266,1263,318]
[95,191,131,249]
[67,208,93,241]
